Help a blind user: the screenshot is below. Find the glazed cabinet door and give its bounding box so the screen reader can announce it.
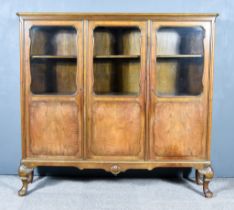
[149,21,211,160]
[86,21,147,160]
[23,21,84,160]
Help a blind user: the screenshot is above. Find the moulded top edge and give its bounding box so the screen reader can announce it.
[16,12,219,18]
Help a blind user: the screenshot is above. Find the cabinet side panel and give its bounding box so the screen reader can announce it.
[20,18,27,159]
[152,102,204,158]
[29,101,81,157]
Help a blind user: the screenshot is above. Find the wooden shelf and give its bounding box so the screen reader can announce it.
[94,55,140,59]
[157,54,203,58]
[31,55,77,59]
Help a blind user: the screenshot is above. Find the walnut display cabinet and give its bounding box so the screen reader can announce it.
[17,13,218,197]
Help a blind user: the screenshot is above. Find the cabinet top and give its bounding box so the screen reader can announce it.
[17,13,218,21]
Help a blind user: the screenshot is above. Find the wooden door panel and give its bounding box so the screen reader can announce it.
[88,102,143,159]
[149,21,211,160]
[86,21,147,160]
[151,102,204,159]
[29,101,81,158]
[24,21,84,160]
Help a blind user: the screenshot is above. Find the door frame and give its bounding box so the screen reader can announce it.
[22,20,84,160]
[85,20,147,160]
[149,21,211,160]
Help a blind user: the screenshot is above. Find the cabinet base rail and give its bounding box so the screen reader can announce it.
[18,160,214,198]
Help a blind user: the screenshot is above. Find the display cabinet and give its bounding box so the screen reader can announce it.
[17,13,218,197]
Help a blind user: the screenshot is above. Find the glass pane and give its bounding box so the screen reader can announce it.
[94,27,140,56]
[157,58,203,96]
[156,27,204,96]
[30,26,77,95]
[94,59,140,95]
[157,27,204,55]
[93,27,141,95]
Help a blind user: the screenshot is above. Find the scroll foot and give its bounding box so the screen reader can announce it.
[18,163,33,196]
[18,180,28,196]
[198,166,214,198]
[203,180,213,198]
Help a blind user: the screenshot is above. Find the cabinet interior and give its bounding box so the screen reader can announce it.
[93,27,141,95]
[30,26,77,95]
[156,26,204,96]
[28,25,205,96]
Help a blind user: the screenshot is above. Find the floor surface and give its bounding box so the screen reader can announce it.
[0,176,233,210]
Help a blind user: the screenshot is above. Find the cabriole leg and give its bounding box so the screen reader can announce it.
[195,169,203,185]
[28,170,34,183]
[198,166,214,198]
[18,163,34,196]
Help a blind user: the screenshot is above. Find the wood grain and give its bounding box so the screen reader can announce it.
[149,20,211,163]
[151,102,204,158]
[86,20,147,161]
[18,13,217,197]
[29,102,81,157]
[88,102,143,159]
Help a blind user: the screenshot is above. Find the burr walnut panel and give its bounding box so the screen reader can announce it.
[29,102,81,158]
[151,102,205,159]
[88,102,144,159]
